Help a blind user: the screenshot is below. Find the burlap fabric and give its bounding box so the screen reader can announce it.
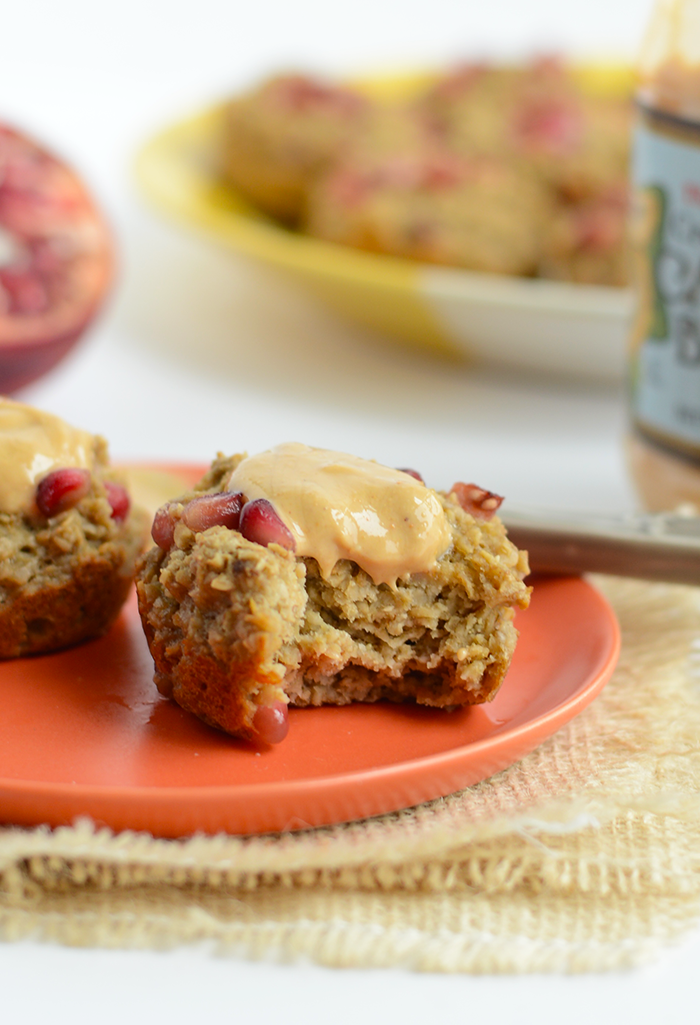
[2,575,700,972]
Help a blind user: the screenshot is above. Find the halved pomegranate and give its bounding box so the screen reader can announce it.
[0,123,113,392]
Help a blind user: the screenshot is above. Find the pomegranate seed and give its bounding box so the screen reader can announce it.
[36,467,91,518]
[239,498,296,551]
[450,481,503,520]
[181,492,244,533]
[397,467,424,483]
[104,480,130,522]
[151,503,178,550]
[252,700,289,745]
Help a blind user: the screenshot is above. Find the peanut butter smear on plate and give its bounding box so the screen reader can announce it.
[0,398,97,513]
[228,442,452,586]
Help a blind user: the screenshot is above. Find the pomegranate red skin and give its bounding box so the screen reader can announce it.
[0,123,114,392]
[35,467,91,518]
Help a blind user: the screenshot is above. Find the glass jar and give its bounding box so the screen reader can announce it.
[628,0,700,510]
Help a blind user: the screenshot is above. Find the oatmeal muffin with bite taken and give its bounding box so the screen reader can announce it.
[0,398,147,657]
[136,443,530,746]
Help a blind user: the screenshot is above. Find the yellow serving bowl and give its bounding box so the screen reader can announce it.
[134,66,634,382]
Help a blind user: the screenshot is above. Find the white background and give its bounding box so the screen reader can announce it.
[5,1,700,1022]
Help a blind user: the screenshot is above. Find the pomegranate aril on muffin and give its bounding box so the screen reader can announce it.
[152,492,248,549]
[252,700,290,745]
[397,467,424,482]
[104,481,131,522]
[151,503,179,550]
[239,498,296,551]
[181,491,244,533]
[35,467,91,518]
[271,74,366,116]
[450,481,503,520]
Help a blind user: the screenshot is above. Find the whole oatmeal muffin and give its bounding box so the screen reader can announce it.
[420,61,566,160]
[0,399,147,657]
[518,90,632,212]
[420,59,632,202]
[304,147,552,276]
[220,72,371,223]
[136,444,530,745]
[413,58,633,285]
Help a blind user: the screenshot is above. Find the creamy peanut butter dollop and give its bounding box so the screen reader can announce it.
[228,442,452,585]
[0,398,97,513]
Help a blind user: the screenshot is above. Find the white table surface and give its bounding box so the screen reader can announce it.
[6,1,699,1022]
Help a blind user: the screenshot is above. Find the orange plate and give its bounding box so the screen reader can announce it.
[0,568,619,837]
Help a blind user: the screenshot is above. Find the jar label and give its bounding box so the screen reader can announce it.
[630,106,700,461]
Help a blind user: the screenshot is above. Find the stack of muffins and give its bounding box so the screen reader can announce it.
[220,60,632,286]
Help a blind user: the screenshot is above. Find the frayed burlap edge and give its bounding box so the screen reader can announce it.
[2,575,700,972]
